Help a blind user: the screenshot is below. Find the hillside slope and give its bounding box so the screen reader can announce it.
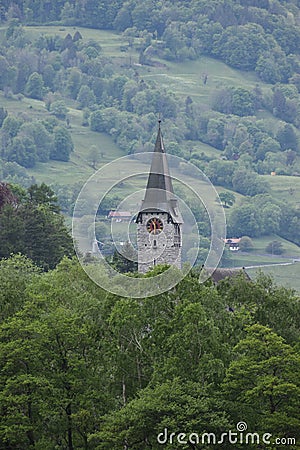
[0,10,300,286]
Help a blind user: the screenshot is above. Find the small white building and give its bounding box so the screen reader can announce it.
[223,238,241,251]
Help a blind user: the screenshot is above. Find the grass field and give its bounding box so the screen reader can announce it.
[185,140,225,160]
[247,263,300,292]
[141,56,266,105]
[224,253,297,268]
[225,254,289,267]
[262,175,300,209]
[251,235,300,257]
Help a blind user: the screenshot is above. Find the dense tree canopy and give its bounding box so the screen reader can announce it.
[0,182,73,269]
[227,193,300,242]
[0,256,298,449]
[1,113,74,168]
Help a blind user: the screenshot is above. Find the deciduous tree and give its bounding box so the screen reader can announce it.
[222,324,300,435]
[219,191,236,208]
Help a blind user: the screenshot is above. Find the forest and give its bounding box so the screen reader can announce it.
[0,253,299,449]
[0,0,300,448]
[0,180,299,447]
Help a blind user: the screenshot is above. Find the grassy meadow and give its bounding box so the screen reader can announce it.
[263,174,300,209]
[223,234,300,291]
[141,56,266,103]
[247,263,300,292]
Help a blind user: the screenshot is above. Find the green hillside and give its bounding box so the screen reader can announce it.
[0,92,123,184]
[248,262,300,292]
[0,25,298,185]
[1,2,300,288]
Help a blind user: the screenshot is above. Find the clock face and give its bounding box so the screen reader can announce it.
[146,217,163,234]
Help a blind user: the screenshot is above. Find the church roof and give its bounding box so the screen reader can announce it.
[139,121,183,223]
[145,122,174,195]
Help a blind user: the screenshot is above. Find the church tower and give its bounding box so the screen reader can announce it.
[136,121,183,273]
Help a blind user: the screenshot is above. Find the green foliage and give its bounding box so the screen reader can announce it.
[92,380,230,449]
[5,136,37,168]
[19,121,53,162]
[27,183,60,213]
[66,67,82,99]
[276,124,298,152]
[87,220,109,244]
[0,0,300,90]
[222,324,300,435]
[279,203,300,245]
[265,240,284,255]
[256,137,280,161]
[0,17,299,450]
[0,254,40,322]
[232,169,269,196]
[0,260,111,448]
[97,193,122,216]
[272,86,298,124]
[0,56,16,90]
[0,112,73,168]
[229,203,261,237]
[214,24,269,71]
[0,256,299,448]
[0,183,73,270]
[213,87,256,116]
[0,107,8,128]
[51,126,74,161]
[206,160,236,187]
[77,84,96,109]
[50,100,69,120]
[228,193,299,241]
[239,235,254,251]
[25,72,44,100]
[87,144,101,169]
[219,191,236,208]
[1,14,299,185]
[90,109,106,132]
[0,182,17,210]
[2,115,23,138]
[256,50,294,84]
[111,241,137,273]
[0,161,34,188]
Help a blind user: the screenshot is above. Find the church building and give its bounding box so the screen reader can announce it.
[136,121,183,273]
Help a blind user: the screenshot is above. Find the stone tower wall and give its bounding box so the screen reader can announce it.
[137,212,182,274]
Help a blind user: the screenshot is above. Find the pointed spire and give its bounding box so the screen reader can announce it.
[144,120,174,195]
[139,121,182,223]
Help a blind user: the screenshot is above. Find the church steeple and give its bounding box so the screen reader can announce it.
[136,121,183,274]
